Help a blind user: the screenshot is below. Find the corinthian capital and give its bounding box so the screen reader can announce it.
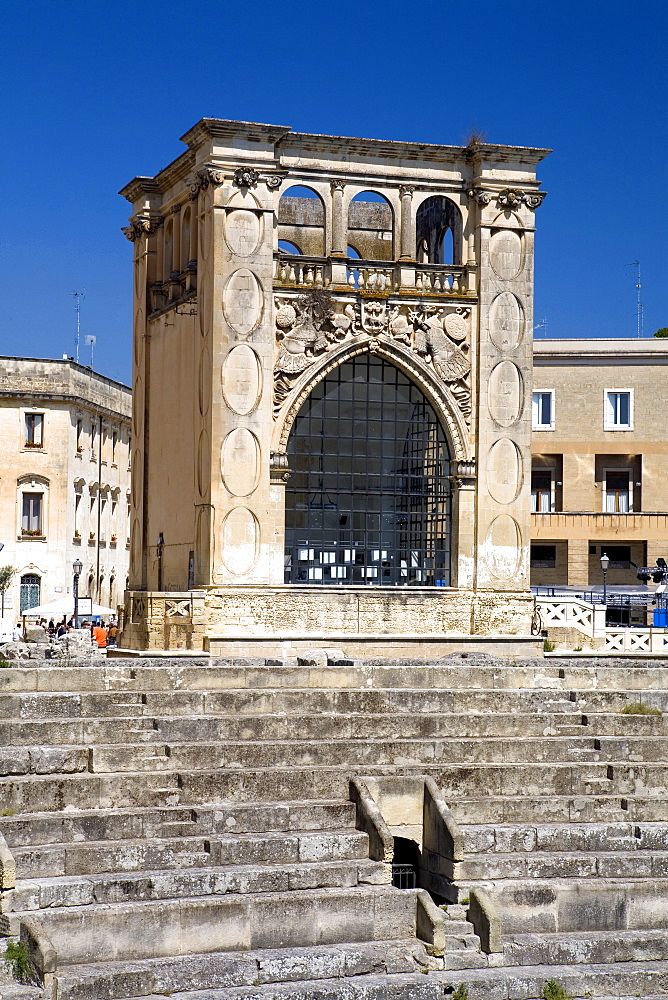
[122,214,163,242]
[399,185,415,198]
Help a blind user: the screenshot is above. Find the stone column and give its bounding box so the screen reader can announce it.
[568,539,590,586]
[399,185,414,259]
[330,180,346,255]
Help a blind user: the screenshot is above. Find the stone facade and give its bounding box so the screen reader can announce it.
[0,357,131,618]
[119,120,548,652]
[531,338,668,587]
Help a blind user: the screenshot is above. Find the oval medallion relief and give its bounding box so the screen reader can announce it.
[221,428,260,497]
[222,345,262,415]
[197,428,210,498]
[198,347,212,418]
[489,292,524,352]
[223,268,263,338]
[486,438,523,505]
[225,210,261,257]
[484,514,522,581]
[487,360,523,427]
[222,506,260,576]
[489,229,523,280]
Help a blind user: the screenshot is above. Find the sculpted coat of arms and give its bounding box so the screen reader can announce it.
[273,290,471,422]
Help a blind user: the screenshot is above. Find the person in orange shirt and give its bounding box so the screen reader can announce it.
[92,621,108,649]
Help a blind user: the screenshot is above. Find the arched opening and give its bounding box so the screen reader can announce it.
[415,196,462,265]
[347,191,393,261]
[392,837,421,889]
[285,355,451,586]
[20,573,40,613]
[163,218,174,278]
[180,206,191,270]
[278,186,325,256]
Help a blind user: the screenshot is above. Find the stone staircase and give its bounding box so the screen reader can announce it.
[1,654,668,999]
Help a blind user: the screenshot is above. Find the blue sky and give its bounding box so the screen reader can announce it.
[1,0,665,385]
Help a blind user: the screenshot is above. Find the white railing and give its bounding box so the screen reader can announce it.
[347,264,396,292]
[535,598,605,638]
[604,629,668,653]
[415,268,466,294]
[274,257,331,287]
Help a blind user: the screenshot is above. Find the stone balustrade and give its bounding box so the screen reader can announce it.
[273,254,474,296]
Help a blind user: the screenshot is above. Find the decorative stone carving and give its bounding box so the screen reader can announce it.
[270,451,291,484]
[497,189,546,210]
[330,179,345,192]
[489,291,524,352]
[221,507,259,576]
[484,514,522,580]
[489,228,524,280]
[225,210,261,257]
[223,269,263,339]
[467,188,491,206]
[222,345,262,415]
[486,438,523,505]
[165,599,191,618]
[273,290,472,420]
[221,428,260,497]
[487,360,523,427]
[264,174,283,190]
[122,215,163,242]
[233,167,259,189]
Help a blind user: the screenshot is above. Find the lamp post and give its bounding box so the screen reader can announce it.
[156,533,164,592]
[73,559,83,628]
[600,552,610,618]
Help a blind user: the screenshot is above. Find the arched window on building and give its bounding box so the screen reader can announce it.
[180,206,191,271]
[285,355,451,587]
[20,573,40,613]
[348,191,393,261]
[278,186,325,256]
[415,196,463,265]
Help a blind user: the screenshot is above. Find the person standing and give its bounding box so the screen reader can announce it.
[92,621,108,649]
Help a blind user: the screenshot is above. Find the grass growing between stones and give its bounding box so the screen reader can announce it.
[452,986,469,1000]
[543,639,555,652]
[0,658,9,668]
[541,980,572,1000]
[620,702,662,715]
[0,809,14,816]
[4,941,35,984]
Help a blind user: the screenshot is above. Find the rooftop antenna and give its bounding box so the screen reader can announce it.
[626,262,643,338]
[533,317,548,337]
[84,334,96,370]
[68,291,85,362]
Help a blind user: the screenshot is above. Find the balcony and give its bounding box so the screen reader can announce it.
[273,254,476,297]
[532,511,668,540]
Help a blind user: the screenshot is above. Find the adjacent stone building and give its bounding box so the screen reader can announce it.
[531,337,668,588]
[0,357,132,617]
[119,119,548,653]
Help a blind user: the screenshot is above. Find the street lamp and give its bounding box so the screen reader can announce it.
[600,552,610,616]
[73,559,83,628]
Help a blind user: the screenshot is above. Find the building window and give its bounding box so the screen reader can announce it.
[531,544,556,569]
[76,418,83,452]
[604,470,632,513]
[531,470,554,512]
[20,573,40,613]
[25,413,44,448]
[112,430,118,465]
[605,545,631,568]
[22,492,43,535]
[532,391,554,430]
[605,390,633,430]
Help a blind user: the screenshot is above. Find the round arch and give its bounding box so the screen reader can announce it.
[278,186,325,256]
[282,351,454,587]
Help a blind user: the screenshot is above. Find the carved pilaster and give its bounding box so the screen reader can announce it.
[330,180,346,256]
[399,185,415,260]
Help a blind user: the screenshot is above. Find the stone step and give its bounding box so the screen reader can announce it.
[504,928,668,966]
[53,940,433,1000]
[6,762,668,815]
[459,848,668,880]
[0,687,583,719]
[0,800,357,845]
[8,858,387,912]
[6,658,668,694]
[23,885,418,967]
[450,792,668,824]
[100,961,668,1000]
[463,875,668,934]
[10,828,369,878]
[463,819,668,853]
[462,820,668,854]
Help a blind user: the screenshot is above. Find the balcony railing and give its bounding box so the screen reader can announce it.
[532,511,668,539]
[273,254,475,296]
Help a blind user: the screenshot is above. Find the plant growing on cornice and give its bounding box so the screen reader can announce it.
[542,981,572,1000]
[654,327,668,338]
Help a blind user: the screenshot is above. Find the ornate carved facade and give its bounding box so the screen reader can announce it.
[119,119,548,654]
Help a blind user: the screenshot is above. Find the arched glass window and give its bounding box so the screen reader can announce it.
[285,355,451,586]
[348,192,393,260]
[278,186,325,256]
[20,573,40,613]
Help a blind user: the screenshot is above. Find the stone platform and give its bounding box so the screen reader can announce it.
[2,653,668,1000]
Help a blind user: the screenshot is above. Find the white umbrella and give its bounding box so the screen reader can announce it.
[21,597,115,618]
